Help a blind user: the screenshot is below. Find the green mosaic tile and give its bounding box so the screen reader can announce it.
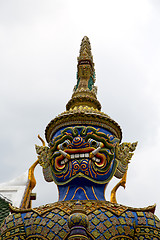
[24,212,33,219]
[97,213,107,221]
[139,237,144,240]
[145,212,154,219]
[14,217,23,226]
[88,223,96,232]
[119,217,126,225]
[130,228,134,237]
[41,226,50,236]
[117,225,125,234]
[53,208,60,214]
[26,227,31,235]
[109,226,118,236]
[105,211,113,218]
[92,229,100,238]
[52,223,62,234]
[58,218,66,226]
[47,220,55,228]
[34,217,41,225]
[47,213,54,219]
[125,217,132,226]
[104,220,112,228]
[110,217,120,225]
[126,211,135,218]
[91,217,100,226]
[32,213,38,218]
[148,219,155,226]
[93,210,101,215]
[52,215,61,222]
[103,230,111,238]
[121,213,126,217]
[14,213,21,219]
[24,219,30,226]
[138,217,146,225]
[6,214,14,223]
[36,226,43,234]
[15,227,20,233]
[96,222,107,233]
[136,212,144,217]
[40,218,49,226]
[156,221,160,228]
[59,211,65,216]
[86,202,92,207]
[47,231,55,239]
[7,221,14,228]
[124,225,132,235]
[59,229,67,238]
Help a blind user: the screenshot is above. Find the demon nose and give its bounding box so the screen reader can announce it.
[72,137,84,147]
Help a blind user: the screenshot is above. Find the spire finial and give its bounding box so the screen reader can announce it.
[75,36,95,92]
[66,36,101,111]
[78,36,94,69]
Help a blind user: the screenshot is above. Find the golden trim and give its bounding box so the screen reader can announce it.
[110,235,133,239]
[110,171,127,204]
[91,186,99,200]
[20,160,39,209]
[38,134,45,146]
[71,187,89,200]
[62,186,70,201]
[68,235,89,240]
[26,235,47,240]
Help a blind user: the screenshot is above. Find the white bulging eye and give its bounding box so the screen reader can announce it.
[88,138,101,148]
[58,140,71,150]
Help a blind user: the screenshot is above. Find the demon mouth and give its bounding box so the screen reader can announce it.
[60,153,101,165]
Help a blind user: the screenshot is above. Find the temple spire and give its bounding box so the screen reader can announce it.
[76,36,95,92]
[78,36,94,72]
[66,36,101,111]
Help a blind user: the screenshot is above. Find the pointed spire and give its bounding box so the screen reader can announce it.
[66,36,101,111]
[76,36,95,92]
[78,36,94,70]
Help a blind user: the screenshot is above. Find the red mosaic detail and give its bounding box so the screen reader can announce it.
[110,217,120,225]
[124,225,131,235]
[126,211,135,218]
[125,217,133,226]
[96,223,107,233]
[138,217,147,225]
[145,212,154,219]
[109,226,118,236]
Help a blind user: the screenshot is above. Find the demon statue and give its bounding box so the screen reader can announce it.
[1,37,160,240]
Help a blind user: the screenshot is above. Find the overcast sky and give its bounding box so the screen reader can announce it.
[0,0,160,217]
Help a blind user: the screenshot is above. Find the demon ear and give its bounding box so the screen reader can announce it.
[35,145,54,182]
[114,141,138,179]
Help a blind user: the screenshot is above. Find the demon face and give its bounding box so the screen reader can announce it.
[36,126,119,185]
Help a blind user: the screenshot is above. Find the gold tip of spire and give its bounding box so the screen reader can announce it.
[77,36,94,69]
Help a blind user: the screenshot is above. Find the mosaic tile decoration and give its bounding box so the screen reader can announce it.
[1,200,160,239]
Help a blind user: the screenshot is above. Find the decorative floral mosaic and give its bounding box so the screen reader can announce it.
[0,200,160,239]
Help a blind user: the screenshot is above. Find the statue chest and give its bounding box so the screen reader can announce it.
[1,201,159,240]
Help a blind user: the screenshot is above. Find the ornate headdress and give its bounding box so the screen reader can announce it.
[45,36,122,143]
